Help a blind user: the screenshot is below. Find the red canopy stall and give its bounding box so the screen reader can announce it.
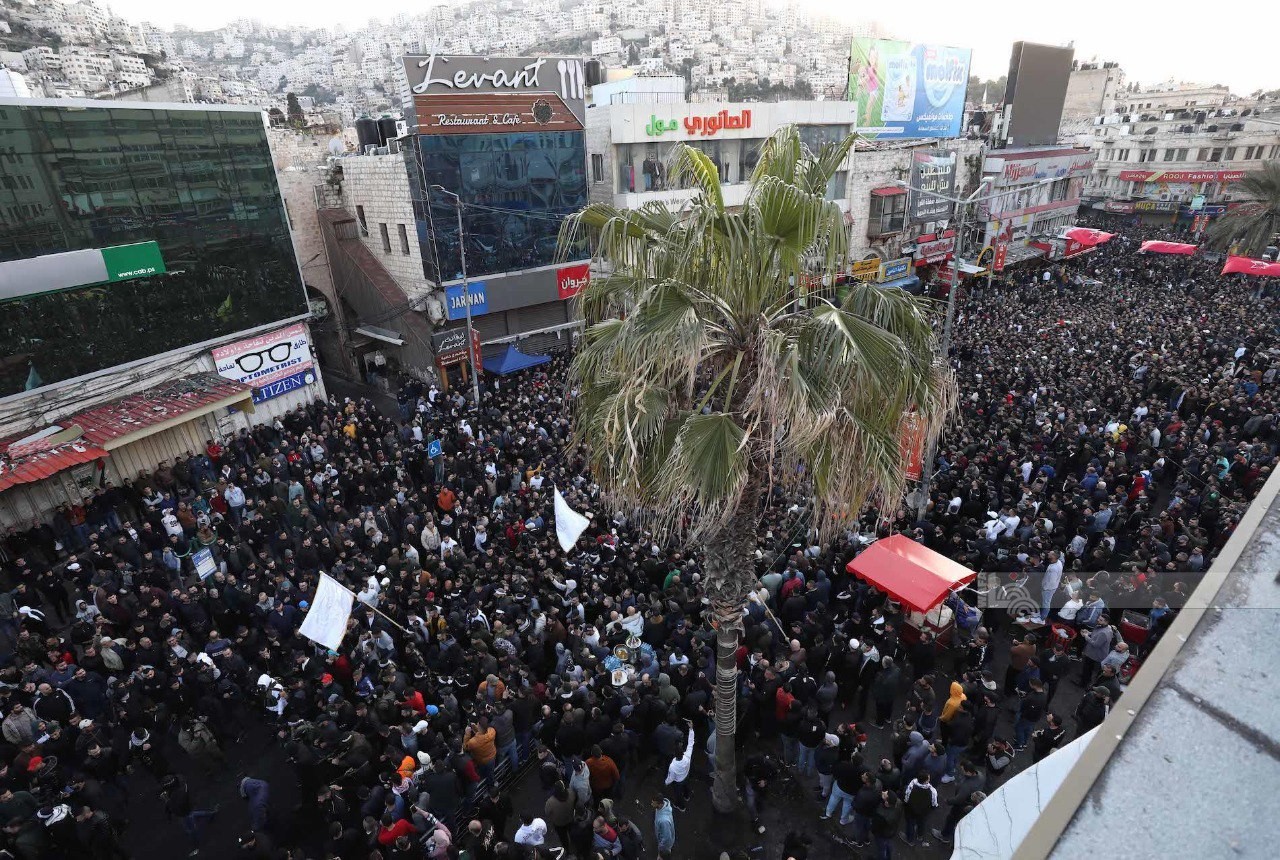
[846,534,977,644]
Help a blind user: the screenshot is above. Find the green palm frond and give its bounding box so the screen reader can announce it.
[1205,161,1280,256]
[560,124,957,553]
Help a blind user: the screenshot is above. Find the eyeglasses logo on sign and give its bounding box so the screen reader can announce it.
[212,323,316,404]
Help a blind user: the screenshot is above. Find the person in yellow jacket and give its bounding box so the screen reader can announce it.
[940,681,967,723]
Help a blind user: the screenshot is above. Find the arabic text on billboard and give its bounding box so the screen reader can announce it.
[909,151,957,223]
[213,323,317,404]
[848,39,971,139]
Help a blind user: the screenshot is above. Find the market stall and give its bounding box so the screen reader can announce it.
[846,534,977,645]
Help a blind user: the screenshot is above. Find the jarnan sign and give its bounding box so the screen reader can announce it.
[402,54,587,130]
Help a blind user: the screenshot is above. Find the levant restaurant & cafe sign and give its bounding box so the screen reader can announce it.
[401,54,587,134]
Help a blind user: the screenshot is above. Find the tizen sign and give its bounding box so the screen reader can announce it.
[557,263,590,300]
[444,282,488,320]
[402,55,587,128]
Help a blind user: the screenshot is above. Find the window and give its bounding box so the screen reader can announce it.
[397,223,410,255]
[1209,148,1223,162]
[867,190,906,237]
[1175,148,1189,161]
[1162,149,1176,161]
[1139,149,1157,162]
[1244,146,1256,160]
[355,204,368,237]
[379,223,391,253]
[1225,147,1237,161]
[1196,148,1209,161]
[1050,179,1069,202]
[590,153,604,183]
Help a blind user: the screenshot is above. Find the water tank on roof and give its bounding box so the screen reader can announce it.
[355,116,379,150]
[377,115,399,146]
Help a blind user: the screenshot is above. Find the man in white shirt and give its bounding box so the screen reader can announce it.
[665,720,696,810]
[1038,550,1065,623]
[514,815,547,848]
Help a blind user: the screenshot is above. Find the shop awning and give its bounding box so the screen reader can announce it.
[871,186,907,196]
[845,534,977,614]
[878,275,921,291]
[482,343,551,375]
[354,324,405,346]
[0,438,109,493]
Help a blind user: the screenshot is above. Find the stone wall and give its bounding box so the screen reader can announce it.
[336,152,434,301]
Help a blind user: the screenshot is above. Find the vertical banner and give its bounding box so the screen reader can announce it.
[900,412,926,482]
[994,242,1009,272]
[908,151,957,223]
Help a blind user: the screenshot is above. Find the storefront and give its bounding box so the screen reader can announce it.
[979,147,1095,260]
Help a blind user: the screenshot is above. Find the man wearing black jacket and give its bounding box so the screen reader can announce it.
[1038,642,1070,705]
[1032,713,1068,762]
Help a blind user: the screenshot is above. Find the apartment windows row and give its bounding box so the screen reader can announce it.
[1103,144,1279,164]
[354,205,413,257]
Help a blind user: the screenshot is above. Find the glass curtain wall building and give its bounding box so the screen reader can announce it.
[410,130,588,282]
[0,101,306,398]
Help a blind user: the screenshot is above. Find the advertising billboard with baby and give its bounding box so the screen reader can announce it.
[847,38,972,139]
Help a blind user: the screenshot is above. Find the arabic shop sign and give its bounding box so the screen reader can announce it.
[645,110,752,137]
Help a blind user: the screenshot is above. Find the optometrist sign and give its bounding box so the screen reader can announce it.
[213,323,317,403]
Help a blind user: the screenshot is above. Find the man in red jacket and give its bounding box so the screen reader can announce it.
[376,813,417,846]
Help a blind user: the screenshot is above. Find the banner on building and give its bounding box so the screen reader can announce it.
[298,573,355,651]
[847,39,971,139]
[908,150,957,223]
[1117,169,1245,183]
[212,323,316,404]
[900,412,926,482]
[993,242,1009,272]
[557,263,590,300]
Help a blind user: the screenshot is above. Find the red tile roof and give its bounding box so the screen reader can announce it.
[0,440,109,493]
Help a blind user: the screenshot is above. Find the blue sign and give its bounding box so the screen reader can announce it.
[445,282,487,320]
[427,438,443,458]
[849,39,972,139]
[879,257,911,282]
[253,369,316,403]
[193,548,217,580]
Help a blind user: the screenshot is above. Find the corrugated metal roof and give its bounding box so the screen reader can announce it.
[72,373,251,447]
[0,373,252,494]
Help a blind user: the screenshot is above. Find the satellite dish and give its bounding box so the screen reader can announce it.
[327,136,344,156]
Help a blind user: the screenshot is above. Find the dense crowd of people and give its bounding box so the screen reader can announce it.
[1,223,1277,860]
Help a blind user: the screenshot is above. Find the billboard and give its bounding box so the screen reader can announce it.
[908,151,957,223]
[401,54,587,134]
[1003,42,1074,147]
[847,39,971,139]
[213,323,317,404]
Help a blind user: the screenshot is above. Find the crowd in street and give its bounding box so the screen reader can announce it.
[0,223,1277,860]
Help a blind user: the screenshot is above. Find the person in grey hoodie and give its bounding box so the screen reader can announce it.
[933,761,984,845]
[900,730,930,777]
[1080,617,1118,687]
[652,794,675,856]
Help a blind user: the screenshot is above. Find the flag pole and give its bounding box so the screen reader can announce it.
[322,571,413,635]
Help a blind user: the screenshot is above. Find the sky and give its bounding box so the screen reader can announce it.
[103,0,1277,95]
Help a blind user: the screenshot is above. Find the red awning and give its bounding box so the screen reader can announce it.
[845,534,976,614]
[0,439,109,493]
[871,186,907,196]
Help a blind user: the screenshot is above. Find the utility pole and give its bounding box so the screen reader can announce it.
[431,185,482,407]
[898,175,1061,519]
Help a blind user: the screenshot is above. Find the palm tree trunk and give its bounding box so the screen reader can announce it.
[702,485,763,814]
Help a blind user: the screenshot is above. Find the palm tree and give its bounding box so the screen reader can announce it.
[1206,161,1280,256]
[559,127,956,813]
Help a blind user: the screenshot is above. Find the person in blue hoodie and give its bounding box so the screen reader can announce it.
[239,776,270,833]
[651,794,675,857]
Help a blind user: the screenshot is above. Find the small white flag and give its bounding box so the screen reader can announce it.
[299,572,354,651]
[554,487,590,553]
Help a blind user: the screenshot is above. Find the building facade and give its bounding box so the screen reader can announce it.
[979,147,1096,264]
[0,99,324,527]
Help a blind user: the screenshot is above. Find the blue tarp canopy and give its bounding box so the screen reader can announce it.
[482,343,551,375]
[879,275,921,291]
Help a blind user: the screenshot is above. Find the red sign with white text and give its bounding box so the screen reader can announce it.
[993,243,1008,272]
[1221,256,1280,277]
[1118,169,1245,183]
[557,263,590,300]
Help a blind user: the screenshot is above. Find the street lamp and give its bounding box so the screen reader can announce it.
[896,175,1060,518]
[430,184,482,407]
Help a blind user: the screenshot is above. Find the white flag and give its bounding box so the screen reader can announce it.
[554,487,590,553]
[299,572,354,651]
